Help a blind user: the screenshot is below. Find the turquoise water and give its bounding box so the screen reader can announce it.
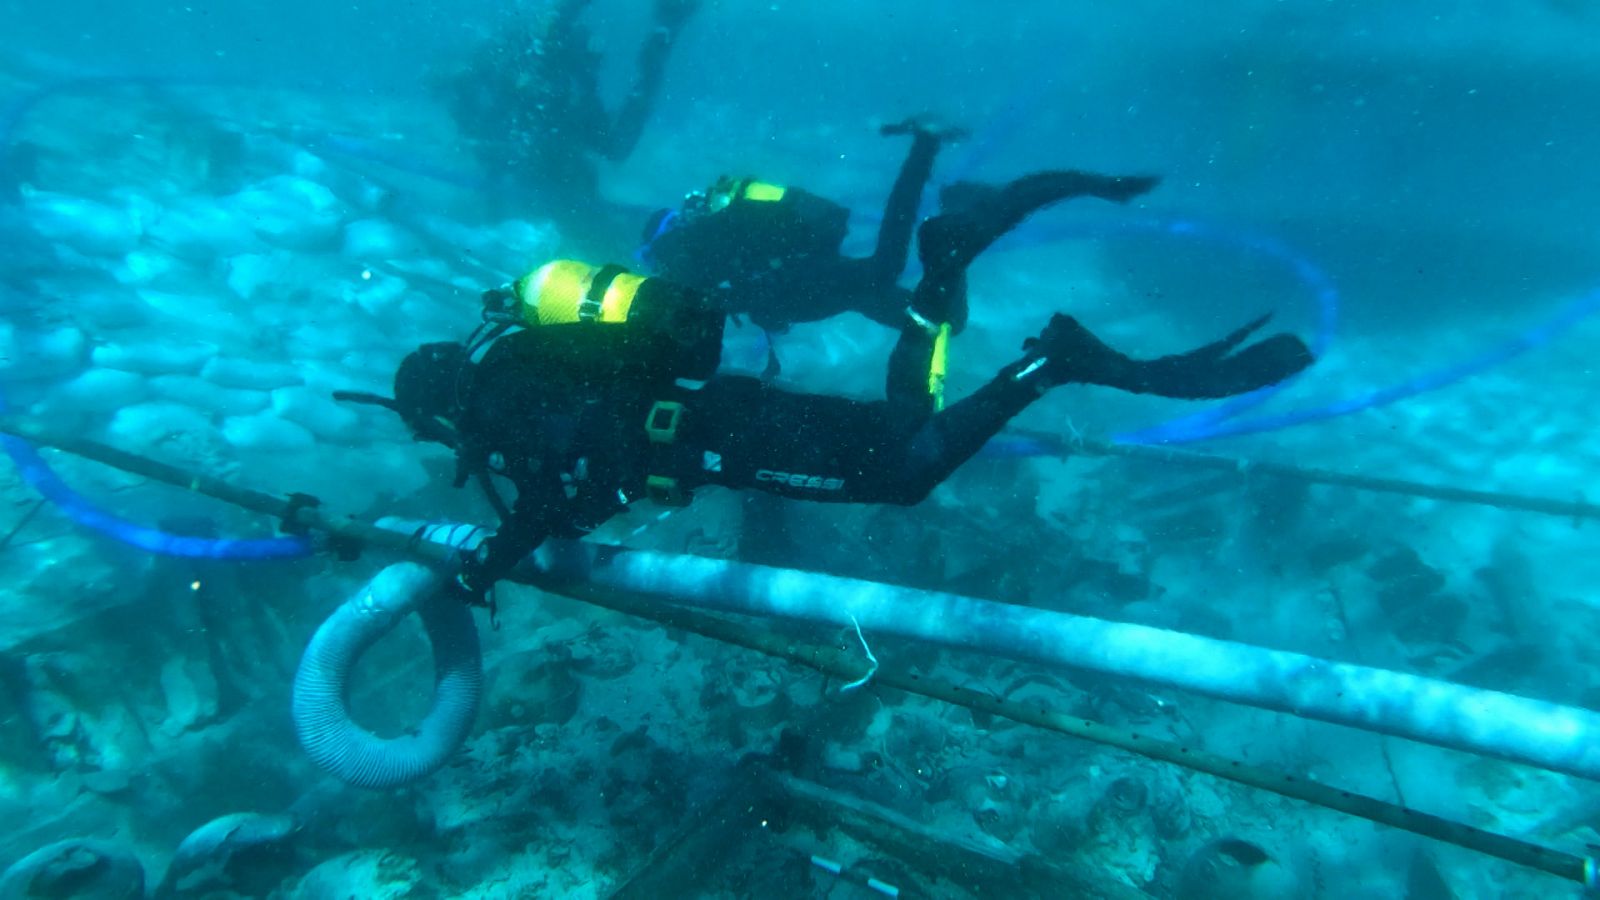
[2,2,1599,897]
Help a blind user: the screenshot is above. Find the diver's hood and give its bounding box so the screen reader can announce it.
[333,342,472,448]
[395,343,470,417]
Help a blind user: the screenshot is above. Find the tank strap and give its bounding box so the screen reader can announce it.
[582,264,629,321]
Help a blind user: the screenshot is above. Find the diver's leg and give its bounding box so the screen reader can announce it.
[1013,312,1315,399]
[688,376,896,501]
[687,312,1313,513]
[876,312,1315,501]
[918,170,1159,285]
[857,284,915,331]
[883,288,959,418]
[885,357,1046,501]
[904,168,1158,336]
[691,362,1039,506]
[603,0,701,161]
[865,123,946,286]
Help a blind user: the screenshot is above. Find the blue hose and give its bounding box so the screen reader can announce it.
[0,388,312,559]
[0,428,312,559]
[292,562,482,789]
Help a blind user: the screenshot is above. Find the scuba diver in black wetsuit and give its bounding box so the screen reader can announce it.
[435,0,700,246]
[342,168,1315,608]
[640,118,966,336]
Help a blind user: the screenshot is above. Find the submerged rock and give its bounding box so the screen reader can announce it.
[67,281,154,330]
[0,839,144,900]
[110,249,182,288]
[290,849,421,900]
[157,656,219,738]
[342,218,423,261]
[200,357,305,391]
[338,269,409,317]
[1056,773,1160,889]
[22,190,143,257]
[221,413,315,452]
[92,341,216,376]
[226,175,347,252]
[147,375,270,416]
[144,198,263,261]
[224,252,288,302]
[1369,545,1469,646]
[0,324,87,383]
[270,387,362,443]
[135,290,261,344]
[156,811,300,898]
[107,401,217,449]
[39,368,148,415]
[485,645,582,730]
[1174,837,1299,899]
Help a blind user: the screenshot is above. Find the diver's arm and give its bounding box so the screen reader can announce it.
[602,0,700,161]
[457,465,569,597]
[865,125,947,287]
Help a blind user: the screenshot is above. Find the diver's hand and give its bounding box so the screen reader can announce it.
[880,114,970,143]
[655,0,701,33]
[442,552,495,609]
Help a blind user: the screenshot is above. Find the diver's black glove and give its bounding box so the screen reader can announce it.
[880,114,970,144]
[1019,313,1314,399]
[655,0,701,34]
[443,549,496,610]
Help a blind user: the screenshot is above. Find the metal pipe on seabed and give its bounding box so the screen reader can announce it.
[383,518,1600,783]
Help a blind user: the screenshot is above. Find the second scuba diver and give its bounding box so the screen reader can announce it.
[343,168,1315,610]
[436,0,701,249]
[640,117,965,336]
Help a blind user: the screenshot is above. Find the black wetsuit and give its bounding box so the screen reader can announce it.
[444,169,1314,592]
[464,170,1131,586]
[644,130,946,332]
[460,301,1031,589]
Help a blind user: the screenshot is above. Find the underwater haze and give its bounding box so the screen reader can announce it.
[3,0,1600,897]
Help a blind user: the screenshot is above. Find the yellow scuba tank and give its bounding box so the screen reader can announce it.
[485,259,724,384]
[511,260,649,326]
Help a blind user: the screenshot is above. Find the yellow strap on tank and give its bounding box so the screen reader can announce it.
[927,322,951,412]
[741,180,787,203]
